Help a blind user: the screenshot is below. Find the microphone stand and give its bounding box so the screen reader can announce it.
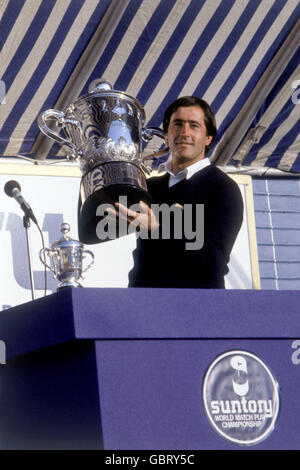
[23,214,35,300]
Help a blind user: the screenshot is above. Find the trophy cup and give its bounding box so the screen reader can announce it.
[39,223,94,290]
[38,79,168,244]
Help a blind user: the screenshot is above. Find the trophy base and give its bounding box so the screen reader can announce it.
[78,162,153,245]
[57,281,82,290]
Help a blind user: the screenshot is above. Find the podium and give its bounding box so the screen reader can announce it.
[1,287,300,450]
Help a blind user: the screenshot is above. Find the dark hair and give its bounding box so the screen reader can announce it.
[163,96,217,155]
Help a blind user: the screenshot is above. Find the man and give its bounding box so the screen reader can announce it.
[118,96,243,288]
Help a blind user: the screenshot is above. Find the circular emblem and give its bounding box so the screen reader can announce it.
[203,350,280,446]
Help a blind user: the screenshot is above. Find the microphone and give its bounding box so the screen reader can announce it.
[4,180,38,224]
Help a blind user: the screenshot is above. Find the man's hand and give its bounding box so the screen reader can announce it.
[115,200,159,234]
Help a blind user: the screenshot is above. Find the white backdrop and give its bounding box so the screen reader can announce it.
[0,166,259,311]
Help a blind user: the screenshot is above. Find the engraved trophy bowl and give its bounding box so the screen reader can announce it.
[38,79,168,244]
[39,223,94,290]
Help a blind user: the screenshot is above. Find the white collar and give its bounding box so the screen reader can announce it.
[158,156,211,187]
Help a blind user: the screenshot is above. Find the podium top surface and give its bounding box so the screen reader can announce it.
[1,288,300,358]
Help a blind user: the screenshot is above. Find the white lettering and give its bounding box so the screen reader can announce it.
[231,400,242,413]
[118,196,131,237]
[0,340,5,364]
[248,400,257,413]
[149,454,194,465]
[105,454,139,467]
[291,339,300,365]
[262,399,273,418]
[154,203,183,240]
[95,198,204,250]
[210,398,273,416]
[96,202,117,239]
[184,204,204,250]
[222,420,262,429]
[211,400,220,414]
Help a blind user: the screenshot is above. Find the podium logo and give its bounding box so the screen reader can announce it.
[203,350,280,446]
[231,355,249,396]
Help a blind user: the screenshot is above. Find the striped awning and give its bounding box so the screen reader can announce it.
[0,0,299,171]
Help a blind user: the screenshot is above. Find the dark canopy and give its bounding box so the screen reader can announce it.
[0,0,299,171]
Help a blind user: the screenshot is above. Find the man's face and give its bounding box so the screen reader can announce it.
[165,105,213,169]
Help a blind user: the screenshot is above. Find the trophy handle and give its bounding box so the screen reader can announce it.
[39,248,55,273]
[81,250,95,273]
[141,127,169,162]
[38,109,78,155]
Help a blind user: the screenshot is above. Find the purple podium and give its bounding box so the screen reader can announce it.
[1,287,300,450]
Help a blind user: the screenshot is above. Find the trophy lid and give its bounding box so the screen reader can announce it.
[51,223,84,250]
[88,78,113,92]
[71,78,146,124]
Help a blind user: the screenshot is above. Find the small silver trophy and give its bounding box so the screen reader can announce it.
[38,79,168,244]
[39,223,94,290]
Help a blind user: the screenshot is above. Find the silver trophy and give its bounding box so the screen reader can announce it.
[38,79,168,244]
[39,223,94,290]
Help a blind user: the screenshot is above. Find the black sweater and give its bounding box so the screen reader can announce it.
[128,164,244,288]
